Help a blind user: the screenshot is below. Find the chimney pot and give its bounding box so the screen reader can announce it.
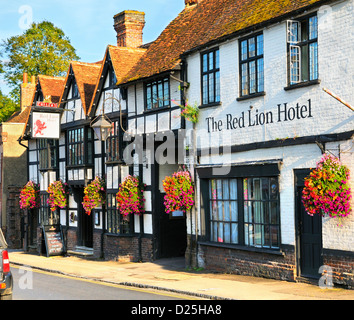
[113,10,145,48]
[23,73,28,84]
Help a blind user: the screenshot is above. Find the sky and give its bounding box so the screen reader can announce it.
[0,0,185,95]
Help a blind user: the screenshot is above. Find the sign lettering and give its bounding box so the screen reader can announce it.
[206,99,313,133]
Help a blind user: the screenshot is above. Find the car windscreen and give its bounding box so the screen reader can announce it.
[0,229,7,249]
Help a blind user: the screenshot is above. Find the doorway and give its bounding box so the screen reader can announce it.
[295,169,323,279]
[73,187,93,248]
[155,163,187,259]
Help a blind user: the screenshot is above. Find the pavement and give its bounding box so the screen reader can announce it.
[8,250,354,300]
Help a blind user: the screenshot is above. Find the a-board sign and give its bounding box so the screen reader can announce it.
[42,225,66,257]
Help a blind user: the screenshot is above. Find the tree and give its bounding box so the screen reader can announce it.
[0,89,17,123]
[0,21,80,104]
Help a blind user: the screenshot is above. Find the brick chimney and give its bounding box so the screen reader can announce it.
[113,10,145,48]
[185,0,200,7]
[20,73,36,112]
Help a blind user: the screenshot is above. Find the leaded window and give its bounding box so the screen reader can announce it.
[145,77,170,110]
[287,15,318,85]
[239,33,264,96]
[106,193,131,234]
[38,139,58,170]
[202,48,220,105]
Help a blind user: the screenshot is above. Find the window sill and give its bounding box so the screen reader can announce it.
[143,105,171,114]
[198,241,285,256]
[237,91,266,101]
[199,102,221,110]
[105,160,125,165]
[284,79,321,91]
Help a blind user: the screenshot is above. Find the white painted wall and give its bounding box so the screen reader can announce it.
[185,1,354,251]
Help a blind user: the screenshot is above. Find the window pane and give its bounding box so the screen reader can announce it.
[146,85,152,110]
[224,201,230,221]
[230,179,237,200]
[290,45,301,84]
[231,224,238,244]
[164,79,170,106]
[270,178,278,200]
[224,223,230,243]
[152,84,157,108]
[309,42,318,80]
[248,37,256,58]
[231,201,238,222]
[202,75,208,105]
[158,81,163,108]
[208,73,214,103]
[241,40,248,60]
[257,58,264,92]
[309,16,318,40]
[203,53,208,72]
[209,51,214,70]
[215,49,220,69]
[257,34,264,55]
[215,71,220,102]
[241,63,249,96]
[249,60,256,94]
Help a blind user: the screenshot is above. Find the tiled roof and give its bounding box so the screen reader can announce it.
[109,46,146,84]
[87,45,146,115]
[119,0,328,84]
[37,75,66,104]
[60,61,102,115]
[5,107,31,124]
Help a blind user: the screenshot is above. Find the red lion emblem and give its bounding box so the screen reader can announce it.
[34,119,47,136]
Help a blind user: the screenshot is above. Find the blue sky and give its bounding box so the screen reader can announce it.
[0,0,185,94]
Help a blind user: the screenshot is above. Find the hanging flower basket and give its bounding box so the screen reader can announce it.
[162,170,195,214]
[302,154,352,220]
[116,175,145,217]
[172,99,199,124]
[82,176,106,215]
[47,180,69,212]
[20,181,40,210]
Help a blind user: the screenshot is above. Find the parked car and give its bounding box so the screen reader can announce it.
[0,229,12,300]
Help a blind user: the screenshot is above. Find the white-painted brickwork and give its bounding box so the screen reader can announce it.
[186,0,354,252]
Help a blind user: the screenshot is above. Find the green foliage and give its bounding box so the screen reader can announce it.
[0,89,17,123]
[0,21,80,102]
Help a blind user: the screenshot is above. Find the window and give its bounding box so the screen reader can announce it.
[209,179,239,244]
[110,69,117,88]
[208,177,280,249]
[145,77,170,110]
[68,128,84,166]
[38,139,58,170]
[243,178,280,248]
[287,16,318,85]
[202,48,220,105]
[40,194,60,226]
[239,33,264,97]
[72,80,79,99]
[106,119,127,162]
[67,127,94,166]
[106,193,131,234]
